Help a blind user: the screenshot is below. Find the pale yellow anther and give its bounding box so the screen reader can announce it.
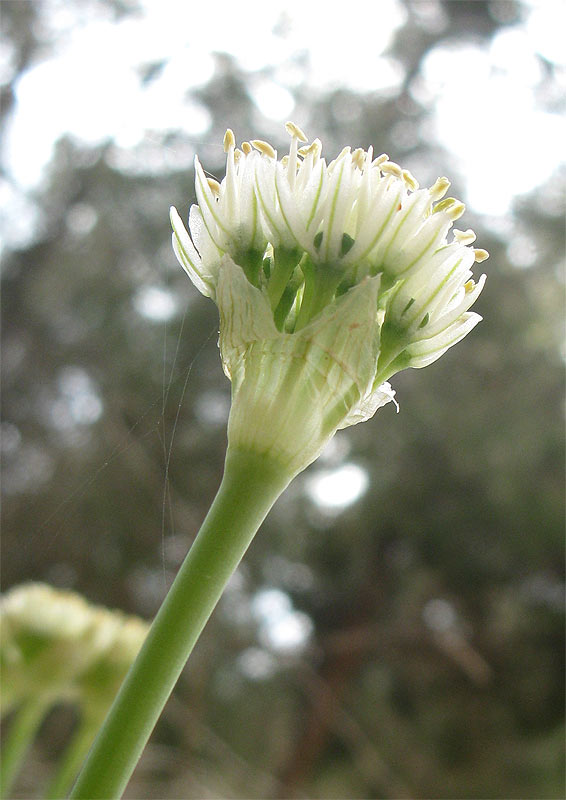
[285,121,308,142]
[251,139,276,158]
[402,170,419,191]
[473,248,489,263]
[281,155,289,167]
[298,139,322,159]
[241,141,252,155]
[429,176,451,201]
[453,228,476,245]
[381,161,403,178]
[352,148,365,169]
[207,178,221,196]
[223,128,236,153]
[373,153,389,167]
[433,197,464,220]
[233,148,242,163]
[447,202,466,221]
[464,279,476,293]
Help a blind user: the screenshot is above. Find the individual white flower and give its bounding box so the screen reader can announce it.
[170,124,487,474]
[253,123,327,257]
[172,130,268,299]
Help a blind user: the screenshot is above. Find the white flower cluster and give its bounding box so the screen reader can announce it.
[172,122,486,369]
[1,583,149,715]
[171,124,487,472]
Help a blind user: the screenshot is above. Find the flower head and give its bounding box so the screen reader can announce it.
[171,124,487,475]
[0,583,148,716]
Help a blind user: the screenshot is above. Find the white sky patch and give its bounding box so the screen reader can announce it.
[3,0,405,191]
[252,588,313,654]
[50,366,104,429]
[306,462,369,513]
[421,28,565,216]
[236,647,278,681]
[2,0,563,224]
[523,0,566,66]
[251,79,296,121]
[133,286,178,322]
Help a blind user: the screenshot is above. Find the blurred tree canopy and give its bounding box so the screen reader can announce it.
[1,1,564,798]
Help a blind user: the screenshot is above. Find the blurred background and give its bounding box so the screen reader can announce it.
[1,0,564,797]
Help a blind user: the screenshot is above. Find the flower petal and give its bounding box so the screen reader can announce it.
[170,206,215,298]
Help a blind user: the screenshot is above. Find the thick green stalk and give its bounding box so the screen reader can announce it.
[70,447,293,800]
[45,713,101,800]
[0,697,50,799]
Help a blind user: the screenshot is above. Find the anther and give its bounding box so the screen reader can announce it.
[381,161,403,178]
[373,154,389,167]
[447,202,466,221]
[352,148,365,169]
[453,228,476,245]
[473,248,489,263]
[429,177,450,201]
[207,178,221,196]
[434,197,465,220]
[251,139,277,158]
[464,279,475,293]
[223,129,236,153]
[241,141,252,155]
[298,139,322,159]
[285,121,308,142]
[402,170,419,191]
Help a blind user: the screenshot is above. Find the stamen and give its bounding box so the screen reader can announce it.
[401,170,419,191]
[381,161,403,178]
[433,197,465,220]
[473,248,489,263]
[223,129,236,153]
[251,139,276,158]
[233,149,242,163]
[328,146,351,172]
[453,228,476,245]
[285,121,308,142]
[352,148,365,169]
[241,141,252,155]
[298,139,322,159]
[447,202,466,221]
[207,178,221,196]
[373,154,389,167]
[464,279,475,293]
[429,177,450,201]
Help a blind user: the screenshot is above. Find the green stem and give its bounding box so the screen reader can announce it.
[45,713,101,800]
[0,696,50,799]
[70,447,293,800]
[268,248,300,311]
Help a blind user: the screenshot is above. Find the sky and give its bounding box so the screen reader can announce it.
[1,0,564,254]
